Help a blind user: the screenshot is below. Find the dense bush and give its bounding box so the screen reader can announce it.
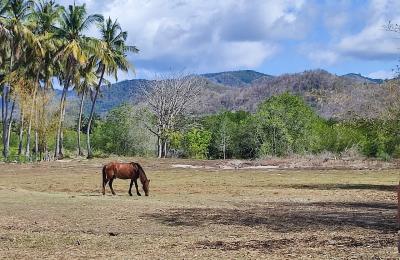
[253,93,325,156]
[184,128,212,159]
[91,104,155,156]
[198,93,400,160]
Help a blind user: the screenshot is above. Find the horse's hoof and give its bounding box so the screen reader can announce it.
[137,193,141,196]
[129,193,133,196]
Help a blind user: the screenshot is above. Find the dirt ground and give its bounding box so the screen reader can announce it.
[0,157,399,259]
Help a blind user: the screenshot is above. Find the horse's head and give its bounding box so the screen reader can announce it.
[143,179,150,196]
[135,162,150,196]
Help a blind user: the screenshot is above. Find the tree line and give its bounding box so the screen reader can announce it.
[0,0,137,161]
[87,92,400,161]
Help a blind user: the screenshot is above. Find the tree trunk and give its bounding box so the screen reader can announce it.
[34,129,38,159]
[77,93,85,156]
[25,113,32,157]
[87,66,105,159]
[40,80,50,160]
[54,83,68,160]
[157,132,162,158]
[44,145,49,161]
[223,136,226,160]
[2,87,4,141]
[158,138,166,158]
[60,129,64,156]
[26,84,38,158]
[2,47,14,159]
[18,109,24,155]
[5,100,15,159]
[2,85,9,158]
[34,94,39,159]
[163,139,167,158]
[3,46,16,159]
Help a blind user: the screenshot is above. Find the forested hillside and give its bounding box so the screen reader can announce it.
[202,70,272,87]
[61,69,388,119]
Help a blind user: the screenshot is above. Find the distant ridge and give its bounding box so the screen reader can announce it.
[53,69,389,119]
[201,70,274,87]
[340,73,384,84]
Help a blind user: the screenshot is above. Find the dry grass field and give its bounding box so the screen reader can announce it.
[0,157,398,259]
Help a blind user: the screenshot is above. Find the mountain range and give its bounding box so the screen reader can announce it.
[57,69,393,120]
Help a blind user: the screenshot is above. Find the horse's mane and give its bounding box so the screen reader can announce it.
[136,163,144,174]
[132,162,147,179]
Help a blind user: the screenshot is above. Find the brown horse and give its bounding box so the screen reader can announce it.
[102,162,150,196]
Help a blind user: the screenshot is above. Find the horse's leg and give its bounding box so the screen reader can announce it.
[102,179,109,195]
[109,178,116,195]
[102,166,108,195]
[129,179,134,196]
[134,179,141,196]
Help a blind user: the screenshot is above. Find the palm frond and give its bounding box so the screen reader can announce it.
[124,45,139,53]
[80,13,103,32]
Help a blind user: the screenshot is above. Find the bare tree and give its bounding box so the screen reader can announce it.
[141,72,205,158]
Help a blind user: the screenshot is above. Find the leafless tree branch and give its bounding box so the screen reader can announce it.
[139,71,205,157]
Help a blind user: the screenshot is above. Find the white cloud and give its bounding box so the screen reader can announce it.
[57,0,400,75]
[367,69,396,79]
[61,0,311,74]
[338,21,400,60]
[317,0,400,63]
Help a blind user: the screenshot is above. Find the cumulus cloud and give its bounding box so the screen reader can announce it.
[338,20,400,60]
[57,0,400,76]
[58,0,312,74]
[305,0,400,65]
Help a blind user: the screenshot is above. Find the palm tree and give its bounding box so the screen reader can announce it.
[5,0,60,160]
[53,3,103,159]
[0,0,41,159]
[30,0,62,159]
[74,56,97,156]
[86,17,138,158]
[32,0,63,91]
[0,1,11,157]
[22,55,41,158]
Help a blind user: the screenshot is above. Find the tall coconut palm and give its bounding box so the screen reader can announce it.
[1,0,41,159]
[32,0,62,90]
[22,55,41,158]
[30,0,62,159]
[53,3,103,159]
[86,17,138,158]
[0,1,10,154]
[74,56,97,156]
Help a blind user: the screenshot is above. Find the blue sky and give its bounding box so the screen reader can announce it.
[59,0,400,80]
